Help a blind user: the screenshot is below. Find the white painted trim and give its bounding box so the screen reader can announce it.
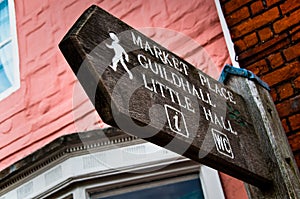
[0,143,226,199]
[200,165,225,199]
[0,0,20,101]
[214,0,240,68]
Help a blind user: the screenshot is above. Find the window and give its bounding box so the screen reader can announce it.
[0,129,226,199]
[90,174,205,199]
[0,0,19,100]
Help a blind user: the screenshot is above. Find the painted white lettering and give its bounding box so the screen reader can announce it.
[214,133,225,151]
[153,45,163,61]
[199,88,216,107]
[132,31,189,76]
[144,41,154,56]
[131,32,143,49]
[162,51,173,66]
[138,54,148,69]
[180,62,189,76]
[156,81,166,98]
[198,72,236,104]
[157,63,164,79]
[185,97,195,113]
[142,73,153,92]
[224,139,232,154]
[148,59,159,75]
[214,114,223,129]
[181,78,191,94]
[162,67,173,84]
[172,72,181,88]
[227,91,236,104]
[203,106,213,123]
[192,85,201,100]
[203,107,237,135]
[172,57,181,72]
[199,73,207,86]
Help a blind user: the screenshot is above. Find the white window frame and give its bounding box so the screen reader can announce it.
[0,0,20,100]
[0,143,225,199]
[84,144,225,199]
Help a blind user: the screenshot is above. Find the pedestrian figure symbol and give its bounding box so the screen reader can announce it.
[106,32,133,79]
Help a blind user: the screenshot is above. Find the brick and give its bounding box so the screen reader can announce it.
[281,118,290,133]
[26,22,53,59]
[266,0,281,7]
[250,1,264,15]
[288,132,300,151]
[258,27,273,42]
[24,0,47,16]
[270,88,278,102]
[0,118,13,134]
[28,65,57,105]
[277,82,294,100]
[246,59,269,76]
[223,0,252,14]
[234,32,260,55]
[226,6,250,27]
[261,62,300,87]
[233,33,259,53]
[239,33,289,66]
[276,95,300,117]
[283,42,300,61]
[292,31,300,42]
[273,9,300,33]
[0,80,27,122]
[244,32,259,47]
[0,112,32,149]
[295,152,300,169]
[280,0,300,15]
[268,52,284,68]
[234,39,247,53]
[31,99,72,131]
[231,7,280,38]
[290,24,300,35]
[289,114,300,131]
[294,76,300,89]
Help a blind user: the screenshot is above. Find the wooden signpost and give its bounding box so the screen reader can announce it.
[59,5,300,197]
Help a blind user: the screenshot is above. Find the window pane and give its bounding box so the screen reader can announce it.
[0,65,11,92]
[0,40,13,82]
[0,0,13,93]
[0,0,10,42]
[94,178,205,199]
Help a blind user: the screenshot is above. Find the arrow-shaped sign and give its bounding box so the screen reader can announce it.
[59,5,271,187]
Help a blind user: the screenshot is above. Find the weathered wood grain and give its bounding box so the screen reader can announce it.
[59,5,271,187]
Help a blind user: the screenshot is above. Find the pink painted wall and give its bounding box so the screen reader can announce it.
[0,0,246,198]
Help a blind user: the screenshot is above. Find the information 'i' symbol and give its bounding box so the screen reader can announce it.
[165,105,189,138]
[173,112,181,132]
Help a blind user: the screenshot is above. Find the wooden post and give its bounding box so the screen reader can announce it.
[222,70,300,198]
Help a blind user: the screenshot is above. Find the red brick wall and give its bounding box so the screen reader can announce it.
[220,0,300,168]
